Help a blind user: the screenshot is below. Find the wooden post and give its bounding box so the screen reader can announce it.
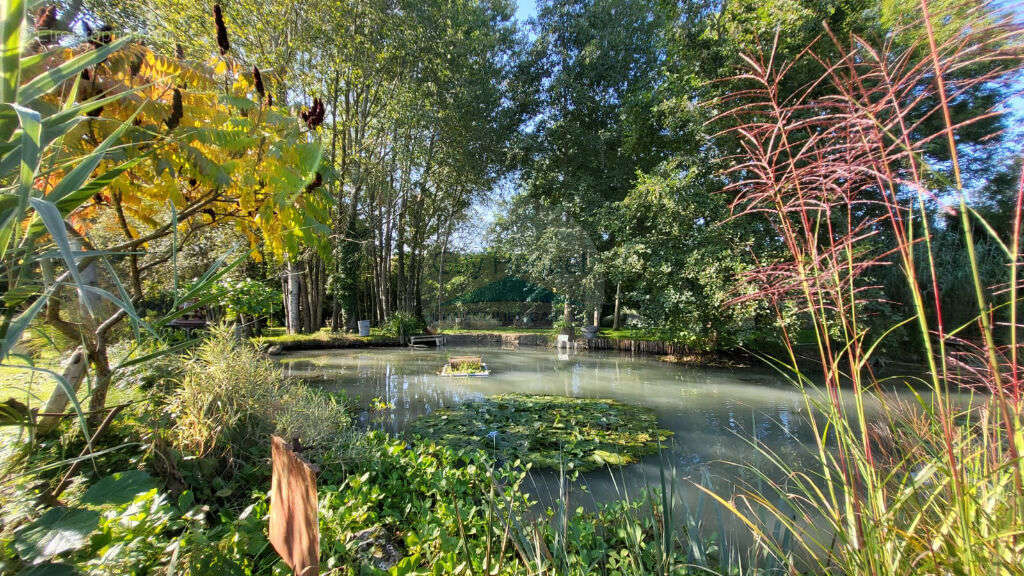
[269,436,319,575]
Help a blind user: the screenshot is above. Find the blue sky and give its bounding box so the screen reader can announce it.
[517,0,1022,21]
[470,0,1024,249]
[514,0,537,22]
[506,0,1024,143]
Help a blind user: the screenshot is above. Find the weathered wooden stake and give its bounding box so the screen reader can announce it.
[269,436,319,575]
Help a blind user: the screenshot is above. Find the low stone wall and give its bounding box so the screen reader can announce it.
[443,333,552,349]
[442,333,691,355]
[579,337,688,356]
[267,332,701,360]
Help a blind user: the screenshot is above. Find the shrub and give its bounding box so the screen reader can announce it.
[215,278,281,327]
[436,313,502,331]
[462,313,501,330]
[380,311,424,343]
[166,324,349,463]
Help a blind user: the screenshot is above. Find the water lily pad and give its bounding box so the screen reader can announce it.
[408,394,672,471]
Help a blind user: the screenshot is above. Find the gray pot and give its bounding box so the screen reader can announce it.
[357,320,371,337]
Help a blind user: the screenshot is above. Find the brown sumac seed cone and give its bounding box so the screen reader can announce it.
[165,88,184,131]
[213,5,230,55]
[253,66,265,98]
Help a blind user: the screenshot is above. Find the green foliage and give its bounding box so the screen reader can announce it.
[409,394,672,471]
[451,277,554,304]
[436,312,504,331]
[149,325,351,511]
[167,325,350,462]
[610,164,784,351]
[215,278,280,323]
[491,199,603,313]
[254,328,396,348]
[79,470,156,507]
[0,9,135,366]
[380,312,425,344]
[442,357,486,375]
[13,507,101,563]
[3,470,201,575]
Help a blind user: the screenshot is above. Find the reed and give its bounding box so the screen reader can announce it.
[702,1,1024,573]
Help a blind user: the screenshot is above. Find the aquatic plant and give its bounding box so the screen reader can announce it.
[441,356,487,375]
[408,394,671,471]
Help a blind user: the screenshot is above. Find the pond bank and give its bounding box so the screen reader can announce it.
[258,332,401,352]
[443,332,750,366]
[258,329,749,366]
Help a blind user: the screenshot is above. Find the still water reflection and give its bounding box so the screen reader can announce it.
[277,345,842,507]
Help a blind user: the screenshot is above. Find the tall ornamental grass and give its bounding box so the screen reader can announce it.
[709,1,1024,573]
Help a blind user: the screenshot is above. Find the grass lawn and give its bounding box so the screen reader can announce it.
[0,351,64,407]
[437,327,555,335]
[254,327,396,346]
[1,348,142,410]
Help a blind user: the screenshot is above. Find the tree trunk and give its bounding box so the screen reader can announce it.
[286,258,302,334]
[396,198,407,313]
[281,271,291,331]
[412,247,424,320]
[312,256,324,330]
[85,309,126,425]
[563,299,574,340]
[88,346,113,422]
[612,282,622,330]
[37,347,89,434]
[112,192,143,299]
[436,227,451,324]
[301,254,318,333]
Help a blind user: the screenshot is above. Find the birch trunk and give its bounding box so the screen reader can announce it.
[37,347,89,434]
[286,259,302,334]
[612,282,622,330]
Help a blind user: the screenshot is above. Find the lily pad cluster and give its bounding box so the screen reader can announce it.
[408,394,672,471]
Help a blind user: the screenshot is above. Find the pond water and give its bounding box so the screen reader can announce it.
[277,345,847,509]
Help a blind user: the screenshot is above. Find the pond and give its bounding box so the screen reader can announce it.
[277,345,849,510]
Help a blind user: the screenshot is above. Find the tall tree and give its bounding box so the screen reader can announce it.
[510,0,672,324]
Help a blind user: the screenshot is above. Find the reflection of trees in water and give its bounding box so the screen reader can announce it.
[281,348,827,501]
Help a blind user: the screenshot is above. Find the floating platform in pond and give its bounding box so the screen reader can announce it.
[439,355,490,377]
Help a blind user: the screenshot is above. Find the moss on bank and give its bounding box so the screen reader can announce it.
[408,393,672,471]
[254,328,398,349]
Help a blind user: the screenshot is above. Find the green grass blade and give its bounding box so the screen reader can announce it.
[0,102,40,259]
[0,281,50,360]
[113,338,199,372]
[0,0,25,104]
[17,36,131,105]
[46,110,138,204]
[53,158,142,216]
[27,196,94,316]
